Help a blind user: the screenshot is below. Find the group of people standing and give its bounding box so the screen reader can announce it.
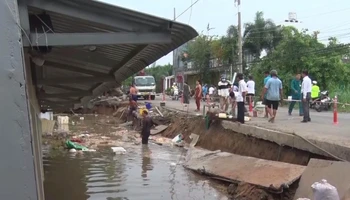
[181,69,315,124]
[262,70,313,123]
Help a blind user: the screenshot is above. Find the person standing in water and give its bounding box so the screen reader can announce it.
[141,110,153,145]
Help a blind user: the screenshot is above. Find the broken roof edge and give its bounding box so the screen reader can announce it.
[81,0,198,32]
[36,0,199,110]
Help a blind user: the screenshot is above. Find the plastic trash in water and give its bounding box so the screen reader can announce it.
[172,134,183,143]
[111,147,126,154]
[69,149,77,153]
[82,149,96,152]
[145,102,152,110]
[66,140,88,151]
[311,179,340,200]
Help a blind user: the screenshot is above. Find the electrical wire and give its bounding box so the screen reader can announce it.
[298,7,350,21]
[188,0,193,24]
[175,0,200,20]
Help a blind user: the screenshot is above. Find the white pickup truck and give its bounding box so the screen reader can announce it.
[133,75,156,100]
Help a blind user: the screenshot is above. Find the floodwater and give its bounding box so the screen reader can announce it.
[43,143,228,200]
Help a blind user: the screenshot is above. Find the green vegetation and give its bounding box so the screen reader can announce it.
[184,11,350,111]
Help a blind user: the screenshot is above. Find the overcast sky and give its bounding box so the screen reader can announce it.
[101,0,350,65]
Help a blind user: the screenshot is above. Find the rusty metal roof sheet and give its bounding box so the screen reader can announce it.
[24,0,198,111]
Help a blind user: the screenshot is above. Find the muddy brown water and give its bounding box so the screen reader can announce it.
[43,144,229,200]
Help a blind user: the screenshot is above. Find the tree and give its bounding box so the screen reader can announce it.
[243,11,280,58]
[186,34,212,83]
[250,26,350,96]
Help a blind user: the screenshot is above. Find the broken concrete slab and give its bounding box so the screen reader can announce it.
[184,148,305,191]
[294,158,350,200]
[150,125,168,135]
[189,133,199,147]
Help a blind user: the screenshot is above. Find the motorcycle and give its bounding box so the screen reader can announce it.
[310,91,332,112]
[172,88,179,100]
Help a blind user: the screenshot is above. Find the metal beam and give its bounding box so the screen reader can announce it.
[45,84,88,93]
[44,61,110,77]
[18,0,31,45]
[26,32,171,47]
[110,45,148,74]
[40,99,80,104]
[38,92,91,98]
[26,0,153,32]
[45,48,117,68]
[37,76,115,85]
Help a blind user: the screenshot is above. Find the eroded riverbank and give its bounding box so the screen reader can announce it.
[43,114,229,200]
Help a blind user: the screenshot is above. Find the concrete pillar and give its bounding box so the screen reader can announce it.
[0,0,42,199]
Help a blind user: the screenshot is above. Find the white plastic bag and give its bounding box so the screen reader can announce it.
[311,179,340,200]
[111,147,126,154]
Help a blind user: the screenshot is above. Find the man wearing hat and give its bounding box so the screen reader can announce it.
[311,80,320,100]
[218,75,231,112]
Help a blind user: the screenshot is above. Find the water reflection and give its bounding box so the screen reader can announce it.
[141,145,153,178]
[44,144,228,200]
[43,153,89,200]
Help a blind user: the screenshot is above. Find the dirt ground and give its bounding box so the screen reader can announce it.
[160,115,334,200]
[162,115,329,166]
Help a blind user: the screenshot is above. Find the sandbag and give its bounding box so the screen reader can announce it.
[311,179,340,200]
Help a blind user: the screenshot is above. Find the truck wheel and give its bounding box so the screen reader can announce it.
[151,95,155,100]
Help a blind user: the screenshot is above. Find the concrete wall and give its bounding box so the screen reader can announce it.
[0,1,44,199]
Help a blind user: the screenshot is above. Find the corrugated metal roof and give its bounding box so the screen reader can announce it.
[26,0,198,111]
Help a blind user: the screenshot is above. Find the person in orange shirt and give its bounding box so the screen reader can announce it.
[195,80,202,112]
[129,83,138,102]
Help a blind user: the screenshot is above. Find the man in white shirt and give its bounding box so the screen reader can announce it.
[246,75,255,104]
[218,77,231,112]
[236,73,247,123]
[208,85,215,101]
[301,70,312,123]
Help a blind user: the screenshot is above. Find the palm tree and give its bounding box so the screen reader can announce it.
[220,25,238,64]
[243,11,280,58]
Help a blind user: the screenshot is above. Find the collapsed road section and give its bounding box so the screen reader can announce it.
[47,99,349,199]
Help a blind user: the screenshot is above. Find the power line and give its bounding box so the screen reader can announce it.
[175,0,200,20]
[188,0,193,24]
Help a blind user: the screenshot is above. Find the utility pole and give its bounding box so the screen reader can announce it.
[236,0,243,73]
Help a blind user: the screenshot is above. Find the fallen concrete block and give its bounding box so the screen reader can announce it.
[294,159,350,200]
[150,125,168,135]
[184,148,305,191]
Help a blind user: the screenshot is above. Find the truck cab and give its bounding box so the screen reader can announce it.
[134,76,156,100]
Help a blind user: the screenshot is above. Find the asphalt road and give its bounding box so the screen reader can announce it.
[142,96,350,146]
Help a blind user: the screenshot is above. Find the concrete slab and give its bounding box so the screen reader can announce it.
[294,158,350,200]
[184,148,306,190]
[150,125,168,135]
[150,97,350,161]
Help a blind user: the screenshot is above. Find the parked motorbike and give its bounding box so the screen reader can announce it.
[310,91,332,112]
[172,88,179,100]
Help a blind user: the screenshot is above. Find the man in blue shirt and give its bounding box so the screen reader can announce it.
[262,71,271,118]
[261,70,283,123]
